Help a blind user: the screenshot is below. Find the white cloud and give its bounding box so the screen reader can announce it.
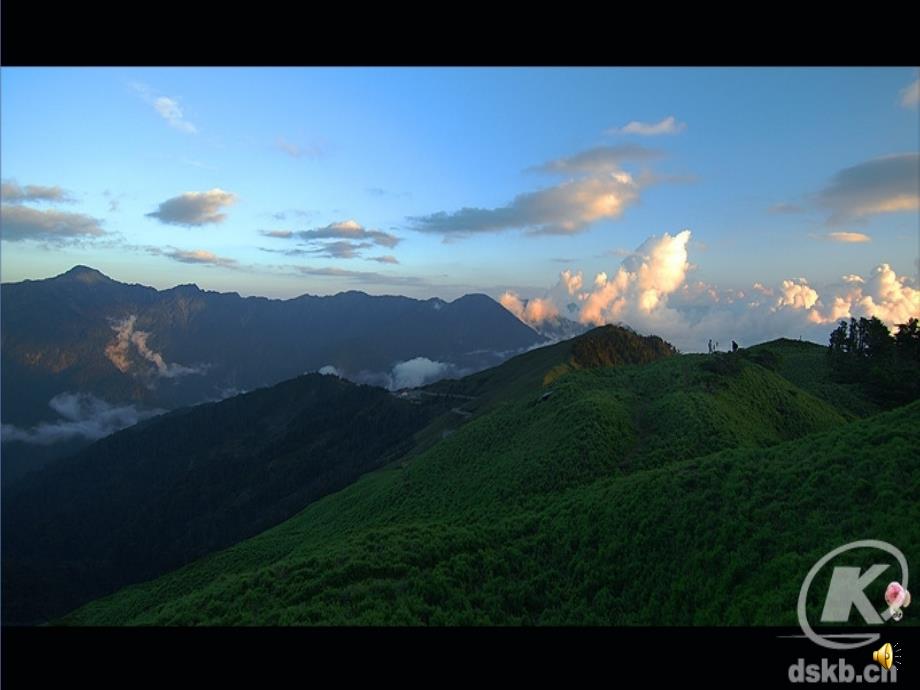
[500,229,920,352]
[900,79,919,108]
[0,205,104,243]
[390,357,451,389]
[499,291,559,325]
[296,219,400,248]
[1,180,74,204]
[611,116,687,136]
[153,96,197,134]
[318,365,341,376]
[561,269,583,295]
[818,153,919,225]
[410,173,641,237]
[149,247,238,268]
[146,188,237,226]
[826,231,871,243]
[1,393,163,446]
[777,278,819,310]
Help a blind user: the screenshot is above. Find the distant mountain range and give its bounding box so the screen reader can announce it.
[1,266,544,474]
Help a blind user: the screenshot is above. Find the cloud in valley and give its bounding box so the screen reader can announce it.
[0,393,164,445]
[147,189,237,226]
[390,357,451,389]
[106,315,207,379]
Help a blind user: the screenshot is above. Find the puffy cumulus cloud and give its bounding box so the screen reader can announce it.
[777,278,819,310]
[146,189,237,226]
[826,231,871,243]
[318,365,341,376]
[0,393,164,446]
[900,79,920,108]
[390,357,451,390]
[579,229,693,324]
[561,269,583,295]
[610,115,687,136]
[1,180,74,204]
[818,153,919,224]
[105,315,206,379]
[0,205,104,243]
[500,228,919,352]
[499,291,559,326]
[296,219,400,248]
[808,264,920,326]
[410,173,641,238]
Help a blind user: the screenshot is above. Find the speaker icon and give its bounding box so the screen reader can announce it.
[872,642,894,671]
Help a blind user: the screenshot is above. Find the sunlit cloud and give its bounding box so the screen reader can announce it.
[1,205,104,243]
[818,153,919,225]
[296,219,401,248]
[609,115,686,136]
[499,229,920,351]
[825,231,872,243]
[1,180,75,204]
[533,145,662,174]
[410,173,641,238]
[148,247,239,268]
[146,188,237,226]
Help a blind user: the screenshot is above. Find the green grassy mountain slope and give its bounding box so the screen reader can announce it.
[59,336,901,626]
[2,373,444,625]
[742,338,881,418]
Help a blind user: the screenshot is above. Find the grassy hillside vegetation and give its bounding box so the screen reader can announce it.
[742,339,881,418]
[60,329,912,626]
[3,374,444,625]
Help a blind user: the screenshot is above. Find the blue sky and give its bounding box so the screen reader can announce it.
[1,67,918,347]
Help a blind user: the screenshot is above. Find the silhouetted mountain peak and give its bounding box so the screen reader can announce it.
[58,266,113,284]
